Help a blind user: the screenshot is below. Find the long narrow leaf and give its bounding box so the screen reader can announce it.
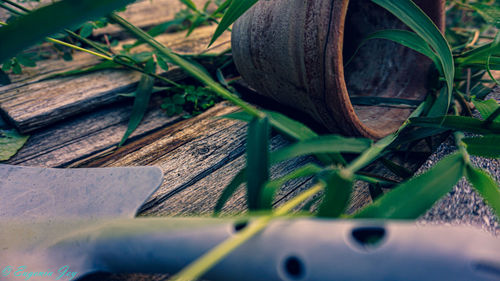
[261,163,323,209]
[354,153,465,219]
[472,98,500,122]
[317,170,354,217]
[465,165,500,218]
[213,169,245,214]
[410,116,500,134]
[223,110,345,164]
[372,0,454,112]
[246,117,270,210]
[270,135,372,164]
[119,59,156,147]
[0,0,134,63]
[209,0,258,46]
[463,135,500,159]
[346,29,442,74]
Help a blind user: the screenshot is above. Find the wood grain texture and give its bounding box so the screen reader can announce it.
[0,0,209,36]
[4,95,182,168]
[0,24,231,133]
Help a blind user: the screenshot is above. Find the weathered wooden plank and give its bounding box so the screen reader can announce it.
[4,95,182,167]
[0,25,231,133]
[83,103,250,210]
[0,0,209,37]
[94,0,211,37]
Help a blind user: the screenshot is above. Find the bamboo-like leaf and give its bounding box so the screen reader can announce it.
[0,129,29,161]
[410,116,500,134]
[246,117,270,210]
[0,0,134,63]
[270,135,372,164]
[213,169,245,214]
[465,165,500,218]
[472,98,500,122]
[372,0,454,112]
[179,0,198,11]
[118,59,156,147]
[427,87,449,117]
[353,153,465,219]
[346,29,442,74]
[223,110,345,164]
[261,163,323,209]
[209,0,258,46]
[463,135,500,159]
[317,170,354,218]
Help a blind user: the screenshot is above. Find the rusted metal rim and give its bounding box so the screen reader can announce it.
[232,0,445,139]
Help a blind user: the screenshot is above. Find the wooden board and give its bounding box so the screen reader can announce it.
[4,95,182,167]
[0,24,231,133]
[0,0,209,37]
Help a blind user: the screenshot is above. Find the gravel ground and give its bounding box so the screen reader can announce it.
[419,89,500,236]
[419,139,500,236]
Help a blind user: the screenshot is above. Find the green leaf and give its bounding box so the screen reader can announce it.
[270,135,372,164]
[410,116,500,135]
[118,59,156,147]
[16,54,36,67]
[346,29,441,74]
[465,165,500,218]
[209,0,258,46]
[0,0,135,63]
[427,87,449,117]
[223,110,345,164]
[261,163,323,209]
[246,117,270,210]
[0,129,29,161]
[472,98,500,122]
[156,53,169,72]
[213,169,245,214]
[317,170,354,218]
[462,135,500,159]
[179,0,198,11]
[79,22,94,38]
[468,3,500,28]
[354,153,465,219]
[372,0,454,113]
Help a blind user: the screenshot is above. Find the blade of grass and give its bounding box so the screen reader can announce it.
[465,165,500,218]
[118,59,156,147]
[246,117,270,210]
[270,135,372,164]
[209,0,258,46]
[261,163,323,209]
[317,169,354,218]
[345,29,442,74]
[372,0,454,112]
[462,135,500,159]
[213,169,245,214]
[353,152,465,219]
[410,116,500,134]
[223,110,345,165]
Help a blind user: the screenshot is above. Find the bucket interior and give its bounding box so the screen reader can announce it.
[342,1,435,136]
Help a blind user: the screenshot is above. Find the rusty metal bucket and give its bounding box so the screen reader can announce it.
[232,0,445,139]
